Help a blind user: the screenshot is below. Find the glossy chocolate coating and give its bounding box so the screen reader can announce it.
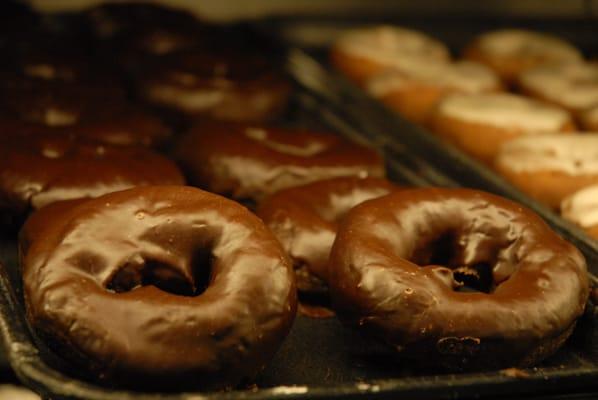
[21,186,297,389]
[329,188,589,369]
[136,50,291,122]
[0,134,184,219]
[257,177,399,295]
[0,80,170,147]
[175,122,386,202]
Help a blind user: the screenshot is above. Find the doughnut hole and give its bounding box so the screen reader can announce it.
[411,231,500,294]
[106,247,213,297]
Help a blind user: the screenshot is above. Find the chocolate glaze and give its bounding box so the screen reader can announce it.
[0,80,170,147]
[136,50,291,122]
[0,134,185,220]
[21,186,297,390]
[329,188,589,369]
[174,122,386,202]
[257,177,399,297]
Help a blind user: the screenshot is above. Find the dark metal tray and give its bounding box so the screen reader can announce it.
[1,14,598,398]
[0,67,597,400]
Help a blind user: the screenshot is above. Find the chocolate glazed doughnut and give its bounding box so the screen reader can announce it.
[257,177,399,316]
[329,188,589,370]
[20,186,297,390]
[0,81,170,147]
[174,122,385,202]
[0,134,184,222]
[136,50,291,122]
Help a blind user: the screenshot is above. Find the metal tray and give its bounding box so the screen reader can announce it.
[1,18,598,400]
[0,71,597,400]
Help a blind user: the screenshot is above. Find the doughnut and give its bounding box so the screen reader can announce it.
[0,80,170,147]
[366,61,501,124]
[328,187,589,370]
[135,49,291,122]
[518,62,598,122]
[429,93,574,164]
[0,133,184,222]
[582,107,598,131]
[330,25,450,84]
[495,134,598,209]
[561,184,598,240]
[20,186,296,390]
[174,121,385,202]
[256,177,399,305]
[463,29,582,84]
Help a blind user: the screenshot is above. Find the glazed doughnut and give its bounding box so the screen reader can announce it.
[329,188,589,370]
[561,184,598,240]
[463,29,582,83]
[174,121,385,202]
[366,61,501,124]
[582,107,598,131]
[518,62,598,121]
[256,177,399,299]
[135,50,291,122]
[495,134,598,209]
[0,81,170,147]
[21,186,296,390]
[331,25,450,84]
[429,93,574,164]
[0,133,184,221]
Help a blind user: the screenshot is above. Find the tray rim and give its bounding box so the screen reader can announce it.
[1,261,598,400]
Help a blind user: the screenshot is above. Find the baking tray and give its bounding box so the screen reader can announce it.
[1,15,598,400]
[0,67,597,400]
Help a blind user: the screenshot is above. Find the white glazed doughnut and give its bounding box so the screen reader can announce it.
[495,134,598,208]
[437,93,571,131]
[367,61,500,96]
[518,62,598,114]
[464,29,582,83]
[429,93,574,164]
[366,61,501,123]
[331,25,450,83]
[561,184,598,238]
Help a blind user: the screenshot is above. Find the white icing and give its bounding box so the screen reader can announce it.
[336,25,450,73]
[146,84,224,111]
[496,134,598,175]
[520,62,598,110]
[477,29,581,61]
[43,107,78,126]
[438,93,570,131]
[244,128,327,157]
[561,184,598,228]
[367,61,499,96]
